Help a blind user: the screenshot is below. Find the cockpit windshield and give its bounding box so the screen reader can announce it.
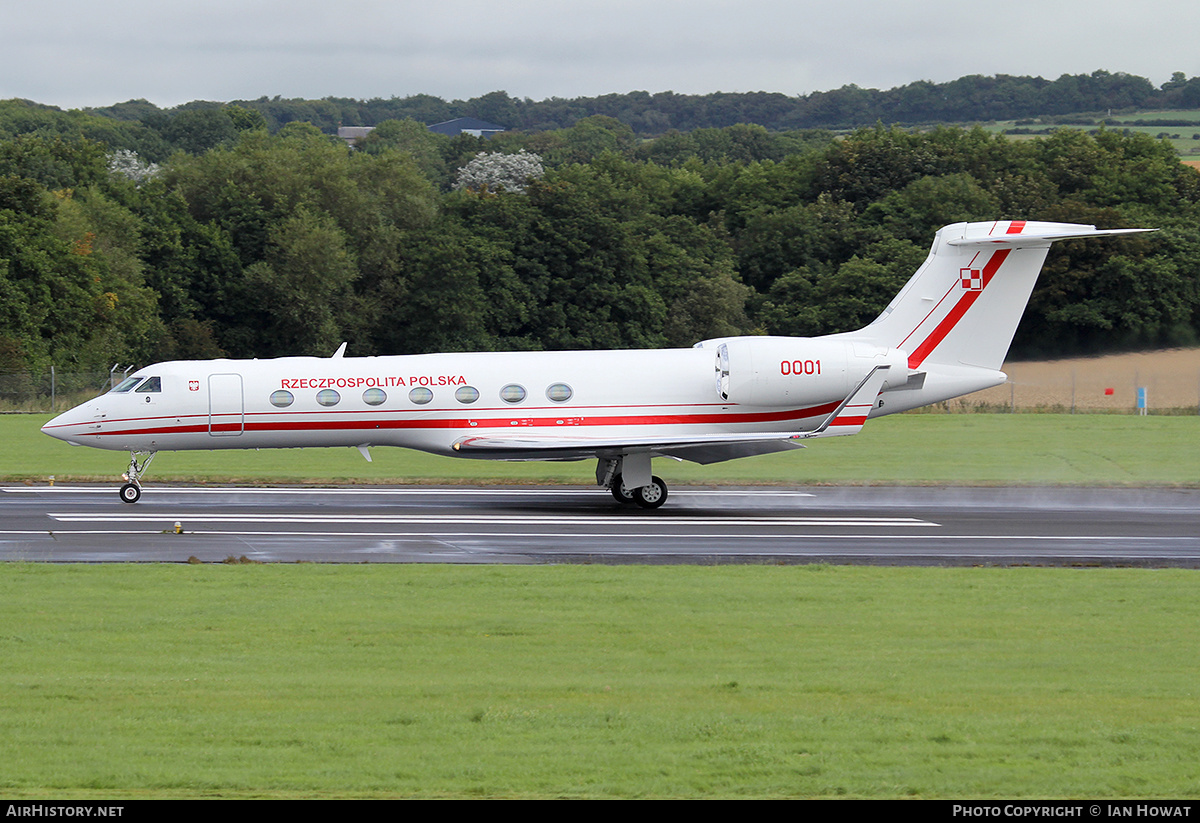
[110,376,145,393]
[135,377,162,393]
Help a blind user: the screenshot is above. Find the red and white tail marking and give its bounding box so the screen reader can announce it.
[903,247,1012,369]
[852,221,1150,373]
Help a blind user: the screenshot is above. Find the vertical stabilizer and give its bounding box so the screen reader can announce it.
[851,221,1150,371]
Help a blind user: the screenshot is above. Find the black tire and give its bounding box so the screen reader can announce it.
[119,483,141,504]
[610,474,636,504]
[634,476,668,509]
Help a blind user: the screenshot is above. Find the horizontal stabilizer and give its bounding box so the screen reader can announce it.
[945,222,1153,248]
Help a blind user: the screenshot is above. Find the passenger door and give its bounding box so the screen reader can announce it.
[208,373,244,436]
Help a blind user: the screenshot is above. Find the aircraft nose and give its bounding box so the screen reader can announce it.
[42,406,89,445]
[42,410,71,442]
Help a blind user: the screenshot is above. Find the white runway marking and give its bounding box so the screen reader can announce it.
[46,513,933,527]
[6,528,1196,551]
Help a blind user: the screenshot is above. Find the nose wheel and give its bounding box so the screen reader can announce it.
[119,483,142,504]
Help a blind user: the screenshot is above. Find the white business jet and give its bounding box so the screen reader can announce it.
[42,221,1149,507]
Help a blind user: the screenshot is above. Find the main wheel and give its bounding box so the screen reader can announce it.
[634,476,668,509]
[119,483,141,504]
[610,474,636,504]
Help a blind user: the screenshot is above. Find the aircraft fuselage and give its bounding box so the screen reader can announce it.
[43,343,913,458]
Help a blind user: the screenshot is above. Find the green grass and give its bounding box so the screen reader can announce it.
[979,112,1200,156]
[8,413,1200,797]
[1,564,1198,799]
[1110,110,1200,123]
[7,412,1200,487]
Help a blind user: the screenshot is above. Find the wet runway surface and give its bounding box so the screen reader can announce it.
[2,484,1199,566]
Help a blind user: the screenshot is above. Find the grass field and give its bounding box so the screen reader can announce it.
[980,111,1200,156]
[968,348,1200,412]
[2,564,1198,799]
[6,411,1199,488]
[6,404,1199,798]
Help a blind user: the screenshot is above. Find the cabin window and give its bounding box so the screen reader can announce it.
[409,387,433,405]
[316,389,340,407]
[363,388,387,406]
[546,383,573,402]
[270,390,294,408]
[499,384,526,404]
[455,386,480,404]
[135,376,162,393]
[110,376,143,393]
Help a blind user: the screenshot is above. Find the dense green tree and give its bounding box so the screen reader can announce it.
[159,128,438,356]
[377,225,519,353]
[0,135,109,190]
[735,195,867,291]
[0,175,161,372]
[224,105,268,134]
[757,237,925,337]
[236,209,360,356]
[3,103,1200,372]
[355,119,449,184]
[864,173,1001,244]
[162,108,238,155]
[0,100,169,161]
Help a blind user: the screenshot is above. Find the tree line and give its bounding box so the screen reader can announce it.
[85,70,1200,135]
[6,70,1200,157]
[1,114,1198,378]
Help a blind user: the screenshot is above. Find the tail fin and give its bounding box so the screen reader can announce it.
[854,221,1151,371]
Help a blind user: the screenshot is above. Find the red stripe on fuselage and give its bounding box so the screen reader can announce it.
[82,402,843,441]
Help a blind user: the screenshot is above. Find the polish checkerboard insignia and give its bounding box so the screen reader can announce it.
[960,267,983,291]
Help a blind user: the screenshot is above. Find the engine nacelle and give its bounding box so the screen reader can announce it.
[709,336,909,407]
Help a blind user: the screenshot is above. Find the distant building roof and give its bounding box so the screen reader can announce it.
[337,126,374,145]
[427,117,508,137]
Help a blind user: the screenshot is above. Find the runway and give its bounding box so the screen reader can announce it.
[3,484,1199,566]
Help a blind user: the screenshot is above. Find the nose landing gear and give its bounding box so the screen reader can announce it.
[119,451,156,504]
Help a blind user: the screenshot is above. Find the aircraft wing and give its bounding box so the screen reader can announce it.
[450,366,890,464]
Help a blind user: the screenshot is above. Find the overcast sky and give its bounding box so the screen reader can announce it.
[4,1,1197,110]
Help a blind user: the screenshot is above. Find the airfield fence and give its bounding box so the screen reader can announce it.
[937,351,1200,414]
[0,369,132,413]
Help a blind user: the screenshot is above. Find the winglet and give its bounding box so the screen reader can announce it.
[332,342,348,358]
[802,365,890,439]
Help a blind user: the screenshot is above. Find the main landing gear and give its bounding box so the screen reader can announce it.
[598,457,669,510]
[119,450,156,504]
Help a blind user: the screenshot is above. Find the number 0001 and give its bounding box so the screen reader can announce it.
[780,360,821,375]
